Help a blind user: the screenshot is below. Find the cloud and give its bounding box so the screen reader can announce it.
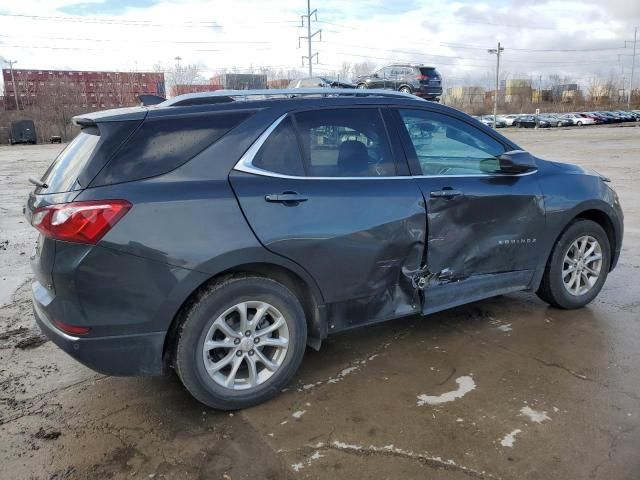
[0,0,638,91]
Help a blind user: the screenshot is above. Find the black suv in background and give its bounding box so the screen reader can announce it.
[354,64,442,100]
[27,88,623,410]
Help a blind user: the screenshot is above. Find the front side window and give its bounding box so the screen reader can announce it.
[294,108,396,177]
[398,109,506,176]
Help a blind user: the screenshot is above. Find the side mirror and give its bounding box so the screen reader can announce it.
[497,150,537,174]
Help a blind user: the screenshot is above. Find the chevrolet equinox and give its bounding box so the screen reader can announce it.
[26,89,623,409]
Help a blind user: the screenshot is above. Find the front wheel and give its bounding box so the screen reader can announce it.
[399,86,412,94]
[576,121,583,126]
[356,83,367,89]
[537,220,610,309]
[175,275,307,409]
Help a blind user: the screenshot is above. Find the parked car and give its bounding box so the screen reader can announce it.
[473,115,493,128]
[478,115,506,128]
[541,114,573,127]
[354,64,442,100]
[561,114,595,126]
[288,77,355,89]
[26,88,623,409]
[513,115,551,128]
[9,120,37,145]
[582,112,606,124]
[497,114,519,126]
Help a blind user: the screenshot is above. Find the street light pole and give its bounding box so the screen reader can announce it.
[628,27,637,109]
[5,59,20,110]
[488,42,504,129]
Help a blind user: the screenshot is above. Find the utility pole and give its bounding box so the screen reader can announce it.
[299,0,321,77]
[625,27,637,109]
[487,42,504,129]
[5,59,20,110]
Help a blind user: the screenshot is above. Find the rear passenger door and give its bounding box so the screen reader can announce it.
[229,108,427,330]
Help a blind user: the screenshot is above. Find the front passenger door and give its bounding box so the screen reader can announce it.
[392,108,546,313]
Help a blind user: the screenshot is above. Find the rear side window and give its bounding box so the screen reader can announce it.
[294,108,396,177]
[92,110,253,186]
[40,128,100,193]
[252,117,304,176]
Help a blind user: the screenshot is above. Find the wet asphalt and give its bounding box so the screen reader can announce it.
[0,124,639,479]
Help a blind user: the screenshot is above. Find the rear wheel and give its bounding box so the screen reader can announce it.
[576,121,583,126]
[175,275,307,409]
[537,220,610,309]
[399,86,412,94]
[357,83,367,89]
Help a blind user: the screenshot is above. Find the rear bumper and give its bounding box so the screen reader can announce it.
[415,86,442,99]
[32,282,166,376]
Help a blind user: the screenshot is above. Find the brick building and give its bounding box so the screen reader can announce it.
[2,68,165,110]
[169,83,222,97]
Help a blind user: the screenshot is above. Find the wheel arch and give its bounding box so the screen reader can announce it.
[162,261,328,369]
[532,205,618,292]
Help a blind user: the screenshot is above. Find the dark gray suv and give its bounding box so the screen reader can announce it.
[26,89,623,409]
[354,64,442,100]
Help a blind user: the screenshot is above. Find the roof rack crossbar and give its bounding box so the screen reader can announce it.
[161,88,424,106]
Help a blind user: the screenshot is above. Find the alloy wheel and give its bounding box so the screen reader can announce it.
[562,235,603,296]
[202,301,289,390]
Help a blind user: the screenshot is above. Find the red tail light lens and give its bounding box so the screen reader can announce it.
[53,319,91,335]
[31,200,131,245]
[417,74,428,81]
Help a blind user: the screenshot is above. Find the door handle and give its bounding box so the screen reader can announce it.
[265,192,308,203]
[430,189,462,198]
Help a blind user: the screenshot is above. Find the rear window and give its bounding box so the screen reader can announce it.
[40,127,100,193]
[91,110,254,186]
[419,67,440,78]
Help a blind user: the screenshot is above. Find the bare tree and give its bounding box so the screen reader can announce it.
[156,60,206,96]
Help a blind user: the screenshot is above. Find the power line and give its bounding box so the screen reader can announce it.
[0,33,270,45]
[0,12,298,27]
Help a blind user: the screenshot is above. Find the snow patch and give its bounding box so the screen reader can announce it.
[520,406,550,423]
[417,376,476,406]
[497,323,512,332]
[500,429,522,447]
[291,450,324,471]
[292,410,306,419]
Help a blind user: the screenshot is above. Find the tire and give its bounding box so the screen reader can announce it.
[175,275,307,410]
[557,121,562,127]
[537,219,610,309]
[357,83,367,89]
[576,121,583,126]
[399,86,412,94]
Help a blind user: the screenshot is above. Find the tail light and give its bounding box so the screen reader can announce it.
[417,74,429,81]
[53,319,90,335]
[31,200,131,245]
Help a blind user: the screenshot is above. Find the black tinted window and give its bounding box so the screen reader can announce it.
[399,109,505,176]
[252,117,304,176]
[294,108,396,177]
[92,110,253,186]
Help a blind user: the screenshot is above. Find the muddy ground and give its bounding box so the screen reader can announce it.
[1,125,639,480]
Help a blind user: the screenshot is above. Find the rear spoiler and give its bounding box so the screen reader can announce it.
[72,106,149,127]
[138,94,166,106]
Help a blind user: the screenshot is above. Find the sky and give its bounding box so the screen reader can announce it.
[0,0,639,91]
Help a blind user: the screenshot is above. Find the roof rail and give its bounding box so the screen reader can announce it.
[161,88,424,106]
